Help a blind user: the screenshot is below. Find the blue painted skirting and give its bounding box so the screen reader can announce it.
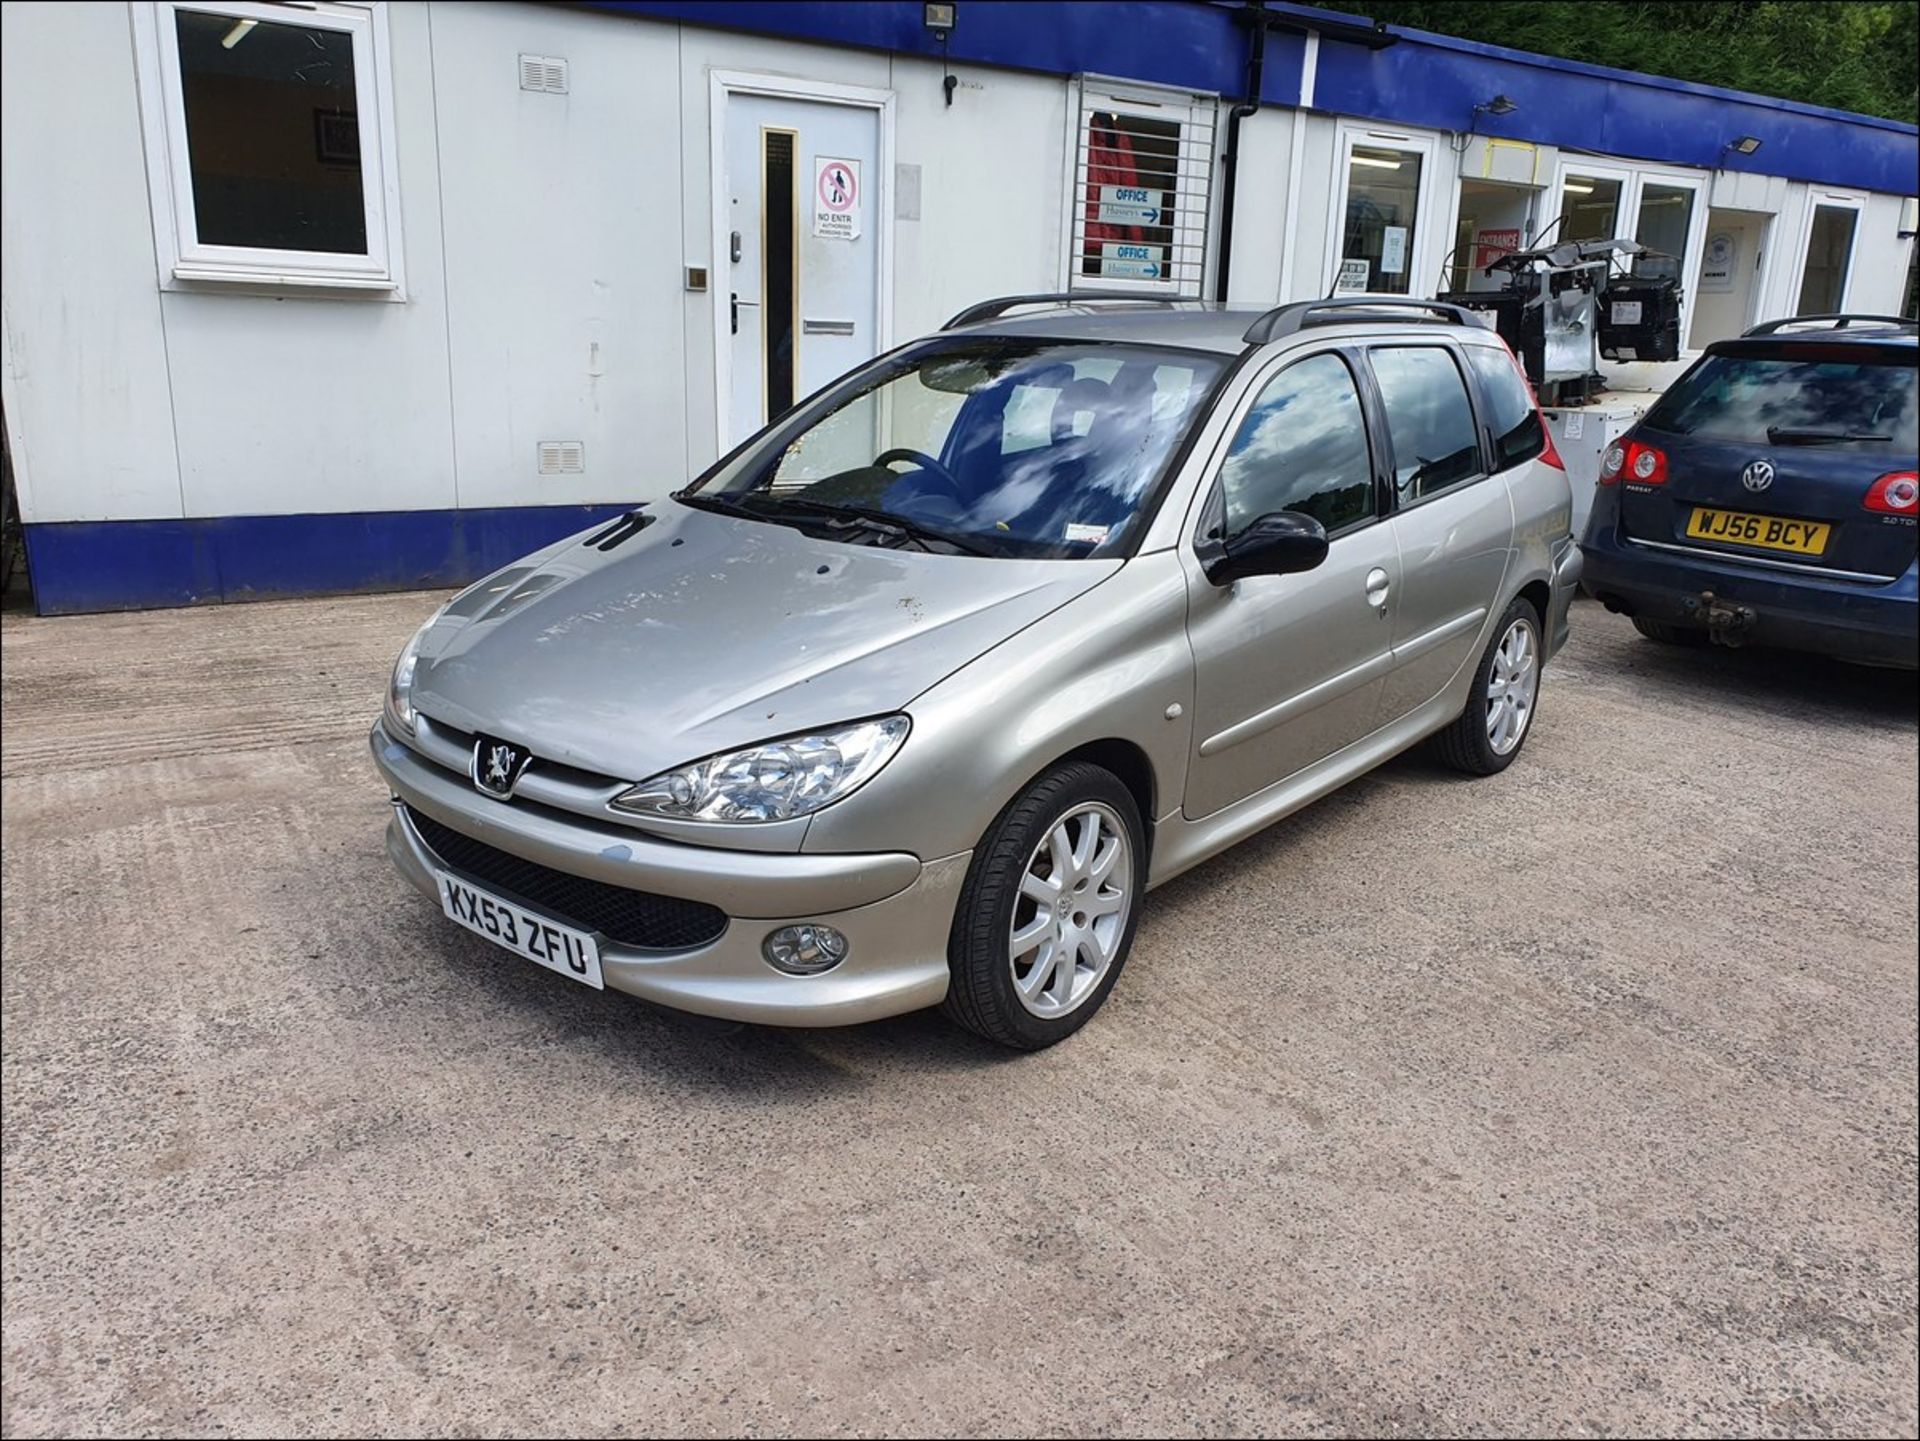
[21,504,635,616]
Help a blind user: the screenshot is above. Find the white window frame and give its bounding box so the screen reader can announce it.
[1323,123,1445,298]
[1063,77,1219,298]
[1787,187,1867,316]
[131,0,404,294]
[1551,158,1710,347]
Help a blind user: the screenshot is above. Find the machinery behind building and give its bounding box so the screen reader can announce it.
[1440,238,1683,404]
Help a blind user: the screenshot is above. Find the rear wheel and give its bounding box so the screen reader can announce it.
[1631,615,1706,646]
[1432,598,1541,776]
[942,762,1143,1051]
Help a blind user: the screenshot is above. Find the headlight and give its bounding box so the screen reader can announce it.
[613,716,910,823]
[384,608,444,735]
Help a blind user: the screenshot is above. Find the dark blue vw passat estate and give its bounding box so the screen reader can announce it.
[1581,314,1917,668]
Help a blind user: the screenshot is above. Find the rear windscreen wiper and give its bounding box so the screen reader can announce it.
[1766,427,1892,445]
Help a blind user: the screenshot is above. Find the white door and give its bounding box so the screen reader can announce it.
[722,92,881,450]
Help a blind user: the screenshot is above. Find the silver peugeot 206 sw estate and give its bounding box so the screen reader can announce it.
[371,295,1581,1049]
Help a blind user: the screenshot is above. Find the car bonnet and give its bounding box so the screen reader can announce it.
[408,503,1120,784]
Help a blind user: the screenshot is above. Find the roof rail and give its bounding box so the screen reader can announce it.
[1742,313,1917,337]
[1242,296,1481,346]
[941,291,1186,331]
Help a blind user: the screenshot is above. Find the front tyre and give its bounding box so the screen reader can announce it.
[942,762,1144,1051]
[1432,597,1542,776]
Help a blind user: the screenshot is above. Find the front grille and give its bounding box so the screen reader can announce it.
[405,806,728,951]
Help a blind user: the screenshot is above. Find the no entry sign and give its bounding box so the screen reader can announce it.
[814,156,862,240]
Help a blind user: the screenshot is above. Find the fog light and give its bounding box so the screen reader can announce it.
[762,924,849,975]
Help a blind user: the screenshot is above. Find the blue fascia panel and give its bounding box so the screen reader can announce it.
[1313,29,1919,194]
[587,0,1311,106]
[588,0,1917,194]
[22,504,634,615]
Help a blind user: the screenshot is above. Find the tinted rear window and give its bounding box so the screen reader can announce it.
[1462,344,1545,470]
[1642,350,1918,449]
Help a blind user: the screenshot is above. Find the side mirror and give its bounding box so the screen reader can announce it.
[1200,510,1330,587]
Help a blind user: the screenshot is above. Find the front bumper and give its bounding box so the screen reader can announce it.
[370,724,963,1025]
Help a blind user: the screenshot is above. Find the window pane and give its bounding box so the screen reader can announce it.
[174,8,367,255]
[1796,205,1858,315]
[1219,355,1374,535]
[1370,347,1481,501]
[1451,179,1530,291]
[1339,146,1421,295]
[1634,183,1695,265]
[1560,174,1621,243]
[1641,354,1916,450]
[1463,345,1545,470]
[1081,111,1182,285]
[762,130,796,418]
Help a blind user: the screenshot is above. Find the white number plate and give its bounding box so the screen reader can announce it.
[437,873,604,989]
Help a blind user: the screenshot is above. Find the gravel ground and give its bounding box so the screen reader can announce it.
[2,592,1915,1438]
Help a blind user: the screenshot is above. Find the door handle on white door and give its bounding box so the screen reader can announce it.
[1365,568,1391,610]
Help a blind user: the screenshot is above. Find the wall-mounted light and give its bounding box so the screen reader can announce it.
[924,2,957,107]
[1474,93,1518,118]
[1728,135,1763,155]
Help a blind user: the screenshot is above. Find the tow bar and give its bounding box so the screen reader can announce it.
[1682,591,1757,647]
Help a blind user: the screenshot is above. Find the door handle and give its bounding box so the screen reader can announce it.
[731,291,738,335]
[1365,568,1391,611]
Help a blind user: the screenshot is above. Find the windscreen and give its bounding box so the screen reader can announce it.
[688,339,1226,558]
[1641,349,1918,449]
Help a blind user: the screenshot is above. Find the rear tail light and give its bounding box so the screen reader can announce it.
[1598,438,1667,486]
[1864,471,1919,514]
[1537,417,1567,472]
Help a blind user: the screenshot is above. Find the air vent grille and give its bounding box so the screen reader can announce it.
[537,441,585,475]
[518,55,569,94]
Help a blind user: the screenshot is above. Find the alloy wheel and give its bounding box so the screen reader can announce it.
[1486,616,1539,756]
[1008,801,1133,1019]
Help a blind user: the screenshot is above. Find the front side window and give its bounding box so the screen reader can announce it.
[1369,347,1482,501]
[1218,355,1375,536]
[1462,344,1546,470]
[1338,145,1422,295]
[138,1,398,287]
[690,341,1226,558]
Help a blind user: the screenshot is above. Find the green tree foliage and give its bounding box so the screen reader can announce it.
[1355,1,1919,124]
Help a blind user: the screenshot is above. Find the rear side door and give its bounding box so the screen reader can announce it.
[1180,349,1401,819]
[1366,343,1516,718]
[1612,341,1918,581]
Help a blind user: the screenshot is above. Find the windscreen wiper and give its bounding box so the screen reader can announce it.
[673,489,772,521]
[751,495,993,556]
[1766,427,1892,445]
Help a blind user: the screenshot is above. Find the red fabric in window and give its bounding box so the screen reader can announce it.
[1085,119,1144,257]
